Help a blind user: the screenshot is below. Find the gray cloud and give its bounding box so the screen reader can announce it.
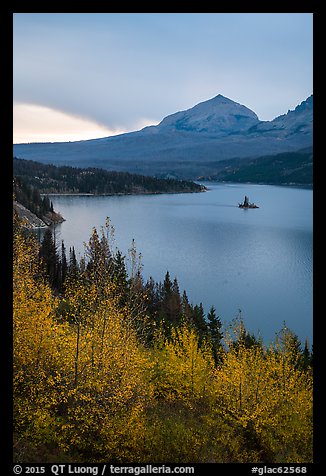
[13,13,313,132]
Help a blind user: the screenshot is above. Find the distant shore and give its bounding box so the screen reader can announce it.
[41,188,207,197]
[200,180,313,190]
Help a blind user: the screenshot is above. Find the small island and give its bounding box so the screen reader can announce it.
[238,195,259,209]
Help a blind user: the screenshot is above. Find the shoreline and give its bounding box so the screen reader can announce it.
[200,180,313,190]
[41,188,207,197]
[13,200,65,228]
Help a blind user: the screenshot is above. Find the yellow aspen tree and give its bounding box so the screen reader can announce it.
[212,321,313,463]
[55,267,153,461]
[152,322,214,407]
[13,223,72,447]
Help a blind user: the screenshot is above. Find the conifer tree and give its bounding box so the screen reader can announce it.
[192,303,208,340]
[60,241,68,290]
[142,277,162,343]
[39,228,60,289]
[68,246,79,278]
[85,227,112,285]
[181,290,193,324]
[159,272,182,328]
[170,277,182,323]
[144,277,159,317]
[163,271,172,297]
[302,340,312,369]
[113,250,128,288]
[207,305,223,364]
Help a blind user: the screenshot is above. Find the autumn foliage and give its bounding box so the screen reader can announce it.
[13,216,313,463]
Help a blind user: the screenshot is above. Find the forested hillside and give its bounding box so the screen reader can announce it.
[200,147,313,186]
[13,213,313,464]
[13,158,205,195]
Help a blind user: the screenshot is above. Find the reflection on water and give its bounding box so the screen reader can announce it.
[42,183,312,345]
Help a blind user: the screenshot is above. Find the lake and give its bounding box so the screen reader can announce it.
[46,183,313,345]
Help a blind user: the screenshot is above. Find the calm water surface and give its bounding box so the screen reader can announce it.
[48,183,313,345]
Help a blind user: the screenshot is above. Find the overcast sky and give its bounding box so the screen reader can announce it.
[13,13,313,143]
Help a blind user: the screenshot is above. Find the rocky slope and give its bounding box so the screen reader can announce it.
[13,201,65,228]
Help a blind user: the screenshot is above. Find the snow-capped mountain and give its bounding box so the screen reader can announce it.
[13,94,313,179]
[152,94,260,135]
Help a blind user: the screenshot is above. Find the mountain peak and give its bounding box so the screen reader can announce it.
[294,94,313,113]
[212,94,233,101]
[157,93,259,134]
[251,94,313,138]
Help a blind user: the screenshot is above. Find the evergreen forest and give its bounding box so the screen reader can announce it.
[13,212,313,464]
[199,148,313,186]
[13,158,205,195]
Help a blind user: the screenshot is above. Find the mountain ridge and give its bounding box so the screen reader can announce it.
[13,94,313,180]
